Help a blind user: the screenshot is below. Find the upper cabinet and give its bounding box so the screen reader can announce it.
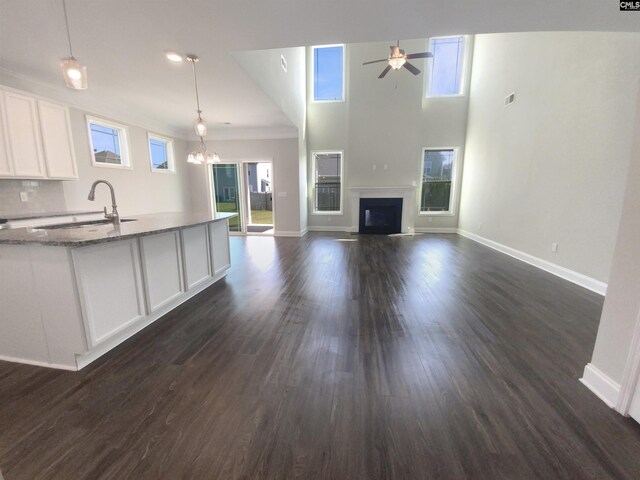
[0,89,78,180]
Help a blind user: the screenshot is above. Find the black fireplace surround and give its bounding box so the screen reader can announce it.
[359,197,403,234]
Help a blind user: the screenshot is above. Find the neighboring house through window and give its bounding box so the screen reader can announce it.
[313,45,345,102]
[313,151,343,214]
[427,36,466,97]
[420,148,458,214]
[148,133,175,173]
[87,116,130,168]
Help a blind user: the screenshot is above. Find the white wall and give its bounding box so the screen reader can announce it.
[187,137,302,235]
[306,38,473,231]
[589,83,640,385]
[0,81,192,218]
[458,32,640,283]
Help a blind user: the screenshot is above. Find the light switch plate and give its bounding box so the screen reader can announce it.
[19,191,28,202]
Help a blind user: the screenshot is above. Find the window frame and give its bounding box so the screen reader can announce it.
[311,150,344,215]
[147,132,175,174]
[86,116,131,169]
[418,147,460,217]
[312,44,346,103]
[425,35,468,98]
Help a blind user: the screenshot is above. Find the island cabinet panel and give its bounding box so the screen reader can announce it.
[3,91,46,178]
[209,220,231,275]
[0,94,13,176]
[181,225,211,290]
[140,231,184,312]
[72,239,146,347]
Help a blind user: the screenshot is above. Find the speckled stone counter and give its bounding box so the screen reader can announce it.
[0,210,103,224]
[0,212,236,247]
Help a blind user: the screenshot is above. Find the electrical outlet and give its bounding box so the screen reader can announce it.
[383,164,388,170]
[372,164,377,170]
[19,191,28,202]
[551,242,559,253]
[277,191,287,197]
[427,217,433,223]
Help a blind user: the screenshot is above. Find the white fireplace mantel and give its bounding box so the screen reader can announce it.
[348,185,417,233]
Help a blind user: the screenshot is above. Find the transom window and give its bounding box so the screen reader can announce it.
[313,151,343,214]
[148,133,175,173]
[312,45,345,102]
[420,148,457,214]
[427,36,466,97]
[87,117,130,168]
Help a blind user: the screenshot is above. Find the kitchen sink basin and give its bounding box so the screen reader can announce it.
[36,219,137,230]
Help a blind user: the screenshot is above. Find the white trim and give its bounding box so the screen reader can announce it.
[86,115,132,169]
[0,355,78,371]
[76,271,227,370]
[311,44,346,103]
[580,363,620,408]
[616,308,640,415]
[419,147,460,216]
[312,150,344,215]
[274,230,307,237]
[307,226,352,232]
[414,227,458,234]
[299,226,309,236]
[147,132,176,174]
[457,229,607,295]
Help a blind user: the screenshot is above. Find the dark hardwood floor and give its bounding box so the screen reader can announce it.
[1,233,640,479]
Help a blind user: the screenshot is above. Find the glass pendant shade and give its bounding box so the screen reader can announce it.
[60,57,87,90]
[194,116,207,137]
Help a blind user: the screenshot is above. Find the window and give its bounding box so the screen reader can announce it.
[313,45,344,102]
[427,36,466,97]
[224,186,236,201]
[420,148,457,214]
[313,151,343,214]
[87,117,130,168]
[148,133,175,173]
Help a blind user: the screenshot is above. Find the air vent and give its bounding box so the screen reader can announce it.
[505,92,516,106]
[281,54,287,73]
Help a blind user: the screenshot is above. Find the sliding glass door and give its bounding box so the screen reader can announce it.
[211,164,242,232]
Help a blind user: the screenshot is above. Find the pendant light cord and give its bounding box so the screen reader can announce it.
[62,0,74,57]
[191,60,202,116]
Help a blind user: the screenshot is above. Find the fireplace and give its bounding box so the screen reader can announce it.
[359,198,403,234]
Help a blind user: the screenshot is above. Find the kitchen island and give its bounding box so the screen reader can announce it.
[0,212,235,370]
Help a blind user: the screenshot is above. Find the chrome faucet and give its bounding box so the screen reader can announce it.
[88,180,120,224]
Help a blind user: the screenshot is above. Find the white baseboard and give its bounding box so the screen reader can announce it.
[300,227,309,237]
[0,355,78,371]
[580,363,620,408]
[307,226,353,233]
[274,230,306,237]
[457,229,607,295]
[414,227,458,234]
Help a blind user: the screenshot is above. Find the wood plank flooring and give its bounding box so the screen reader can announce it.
[1,233,640,479]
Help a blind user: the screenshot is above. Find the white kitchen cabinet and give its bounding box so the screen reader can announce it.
[2,91,46,178]
[72,239,146,347]
[140,232,184,312]
[0,94,13,176]
[209,220,231,275]
[181,225,211,290]
[38,100,78,179]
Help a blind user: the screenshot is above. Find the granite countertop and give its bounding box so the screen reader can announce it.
[0,212,236,247]
[0,210,103,224]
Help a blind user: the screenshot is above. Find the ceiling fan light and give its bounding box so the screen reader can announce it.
[194,117,207,137]
[389,57,406,70]
[60,57,87,90]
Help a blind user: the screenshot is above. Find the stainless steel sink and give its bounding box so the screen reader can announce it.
[36,219,137,230]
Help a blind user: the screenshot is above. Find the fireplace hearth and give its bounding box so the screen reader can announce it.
[359,198,403,234]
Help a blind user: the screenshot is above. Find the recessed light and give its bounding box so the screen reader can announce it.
[165,51,183,62]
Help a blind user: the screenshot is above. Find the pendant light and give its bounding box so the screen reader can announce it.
[186,55,208,137]
[60,0,87,90]
[188,136,221,165]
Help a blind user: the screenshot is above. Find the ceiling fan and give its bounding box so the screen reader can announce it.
[363,41,433,78]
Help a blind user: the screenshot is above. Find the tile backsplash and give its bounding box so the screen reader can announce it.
[0,179,67,216]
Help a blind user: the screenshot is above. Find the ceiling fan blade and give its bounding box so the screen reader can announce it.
[406,52,433,59]
[403,62,421,75]
[363,59,388,65]
[378,65,392,78]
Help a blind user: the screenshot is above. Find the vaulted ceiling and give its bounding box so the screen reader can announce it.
[0,0,637,139]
